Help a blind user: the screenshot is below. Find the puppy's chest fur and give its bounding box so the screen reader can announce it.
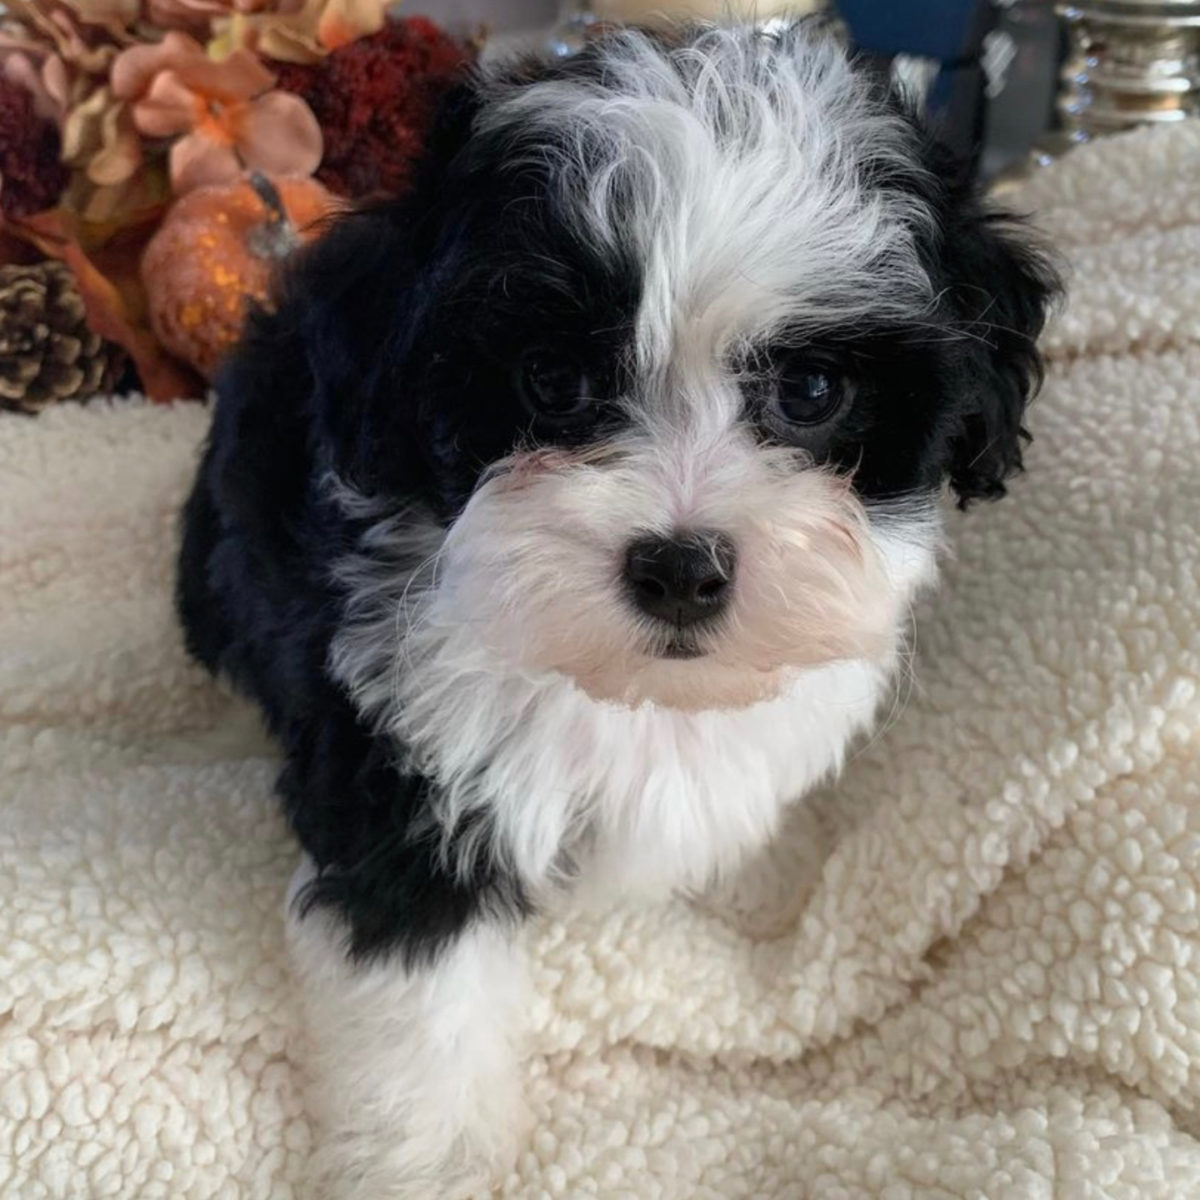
[536,663,891,900]
[339,621,891,901]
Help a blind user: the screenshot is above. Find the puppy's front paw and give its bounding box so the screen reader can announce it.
[290,896,528,1200]
[310,1111,525,1200]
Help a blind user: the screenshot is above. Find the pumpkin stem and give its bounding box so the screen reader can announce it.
[246,170,300,261]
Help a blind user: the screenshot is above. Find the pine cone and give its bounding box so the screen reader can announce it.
[0,261,126,414]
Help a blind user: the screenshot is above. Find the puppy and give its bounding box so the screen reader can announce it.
[178,19,1059,1198]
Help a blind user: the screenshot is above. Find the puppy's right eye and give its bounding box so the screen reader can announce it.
[515,352,595,428]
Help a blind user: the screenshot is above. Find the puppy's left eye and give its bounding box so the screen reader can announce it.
[515,352,594,427]
[744,348,854,439]
[769,362,850,426]
[771,368,845,425]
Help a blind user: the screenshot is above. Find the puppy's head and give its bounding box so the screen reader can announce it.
[307,22,1059,713]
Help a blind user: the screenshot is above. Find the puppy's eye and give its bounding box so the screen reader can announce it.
[765,363,850,428]
[515,353,594,427]
[739,348,854,441]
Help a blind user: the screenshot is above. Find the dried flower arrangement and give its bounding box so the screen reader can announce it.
[0,1,476,406]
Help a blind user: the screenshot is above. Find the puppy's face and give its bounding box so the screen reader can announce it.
[316,25,1058,713]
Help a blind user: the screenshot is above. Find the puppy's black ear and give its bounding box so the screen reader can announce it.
[317,79,484,484]
[920,148,1062,509]
[266,79,484,494]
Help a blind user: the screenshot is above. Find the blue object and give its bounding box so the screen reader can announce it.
[837,0,999,172]
[836,0,993,60]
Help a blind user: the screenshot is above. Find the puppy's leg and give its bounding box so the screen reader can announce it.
[287,861,528,1200]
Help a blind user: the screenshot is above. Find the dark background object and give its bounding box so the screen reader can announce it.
[837,0,1062,178]
[980,1,1063,177]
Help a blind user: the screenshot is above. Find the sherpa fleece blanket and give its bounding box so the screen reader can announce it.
[4,122,1200,1199]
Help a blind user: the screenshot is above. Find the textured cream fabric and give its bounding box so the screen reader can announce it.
[3,122,1200,1198]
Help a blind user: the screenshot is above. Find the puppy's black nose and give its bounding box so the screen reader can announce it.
[623,532,736,628]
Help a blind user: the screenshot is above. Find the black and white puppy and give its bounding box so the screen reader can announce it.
[178,20,1058,1198]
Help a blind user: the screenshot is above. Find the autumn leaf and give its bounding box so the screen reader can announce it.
[10,205,204,400]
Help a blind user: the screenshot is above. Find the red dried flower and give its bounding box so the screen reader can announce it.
[0,75,69,219]
[272,16,472,200]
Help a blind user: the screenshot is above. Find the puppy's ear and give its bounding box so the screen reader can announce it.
[919,146,1062,509]
[270,80,484,493]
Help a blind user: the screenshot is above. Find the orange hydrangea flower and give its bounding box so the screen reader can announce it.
[111,31,322,194]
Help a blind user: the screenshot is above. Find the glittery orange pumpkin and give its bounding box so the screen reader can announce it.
[141,172,340,379]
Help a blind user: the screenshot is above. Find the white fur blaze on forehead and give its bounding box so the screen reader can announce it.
[480,25,934,369]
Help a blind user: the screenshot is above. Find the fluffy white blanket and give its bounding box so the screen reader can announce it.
[4,122,1200,1198]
